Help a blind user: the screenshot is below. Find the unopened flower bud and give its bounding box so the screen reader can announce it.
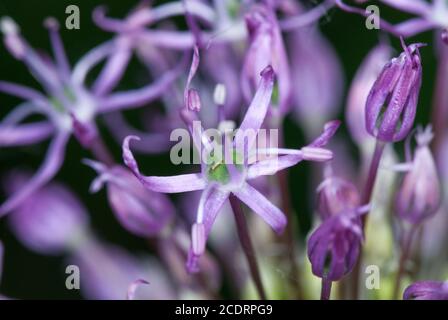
[366,40,425,142]
[316,177,360,220]
[7,172,89,254]
[404,281,448,300]
[86,161,175,238]
[395,126,441,225]
[307,212,363,281]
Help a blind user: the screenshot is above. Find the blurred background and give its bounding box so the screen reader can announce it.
[0,0,438,299]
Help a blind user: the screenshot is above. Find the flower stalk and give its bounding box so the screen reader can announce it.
[229,194,266,300]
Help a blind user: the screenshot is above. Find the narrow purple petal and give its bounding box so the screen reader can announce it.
[122,136,206,193]
[394,18,436,38]
[187,187,229,273]
[380,0,431,16]
[0,122,54,147]
[93,43,132,96]
[309,120,341,148]
[99,59,184,112]
[0,80,47,102]
[0,132,69,216]
[234,182,286,234]
[235,66,274,157]
[104,113,173,154]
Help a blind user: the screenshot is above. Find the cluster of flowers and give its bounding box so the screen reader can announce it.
[0,0,447,300]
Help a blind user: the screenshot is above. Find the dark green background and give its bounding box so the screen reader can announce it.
[0,0,436,299]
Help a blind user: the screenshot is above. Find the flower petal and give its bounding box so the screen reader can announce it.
[233,182,286,234]
[235,65,275,153]
[122,136,206,193]
[187,187,229,273]
[309,120,341,148]
[380,0,431,16]
[99,59,184,112]
[0,122,54,147]
[0,132,69,216]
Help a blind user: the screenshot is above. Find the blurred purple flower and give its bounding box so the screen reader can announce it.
[289,24,344,133]
[365,39,424,142]
[70,239,176,299]
[346,44,392,146]
[395,126,441,225]
[0,17,183,216]
[378,0,447,38]
[84,160,176,238]
[123,48,340,272]
[316,172,361,220]
[6,172,89,254]
[242,4,291,115]
[404,280,448,300]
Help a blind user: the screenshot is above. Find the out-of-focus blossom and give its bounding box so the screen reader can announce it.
[378,0,448,38]
[0,17,183,216]
[316,169,360,220]
[403,280,448,300]
[289,24,344,133]
[123,49,339,273]
[346,44,392,147]
[70,239,176,300]
[84,160,176,238]
[242,4,291,115]
[365,40,424,142]
[93,0,247,58]
[334,0,440,39]
[5,172,89,254]
[395,126,441,225]
[307,210,363,282]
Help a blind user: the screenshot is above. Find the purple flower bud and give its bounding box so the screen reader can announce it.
[395,126,441,225]
[404,281,448,300]
[307,212,363,281]
[316,176,360,220]
[6,172,89,254]
[85,161,175,238]
[346,44,392,145]
[365,40,425,142]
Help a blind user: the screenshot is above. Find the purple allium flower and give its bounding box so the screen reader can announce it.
[123,48,340,273]
[289,23,344,133]
[0,17,183,215]
[242,4,291,115]
[84,160,176,238]
[346,44,392,146]
[395,126,441,225]
[307,210,363,282]
[6,172,89,254]
[403,280,448,300]
[365,39,424,142]
[316,173,361,221]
